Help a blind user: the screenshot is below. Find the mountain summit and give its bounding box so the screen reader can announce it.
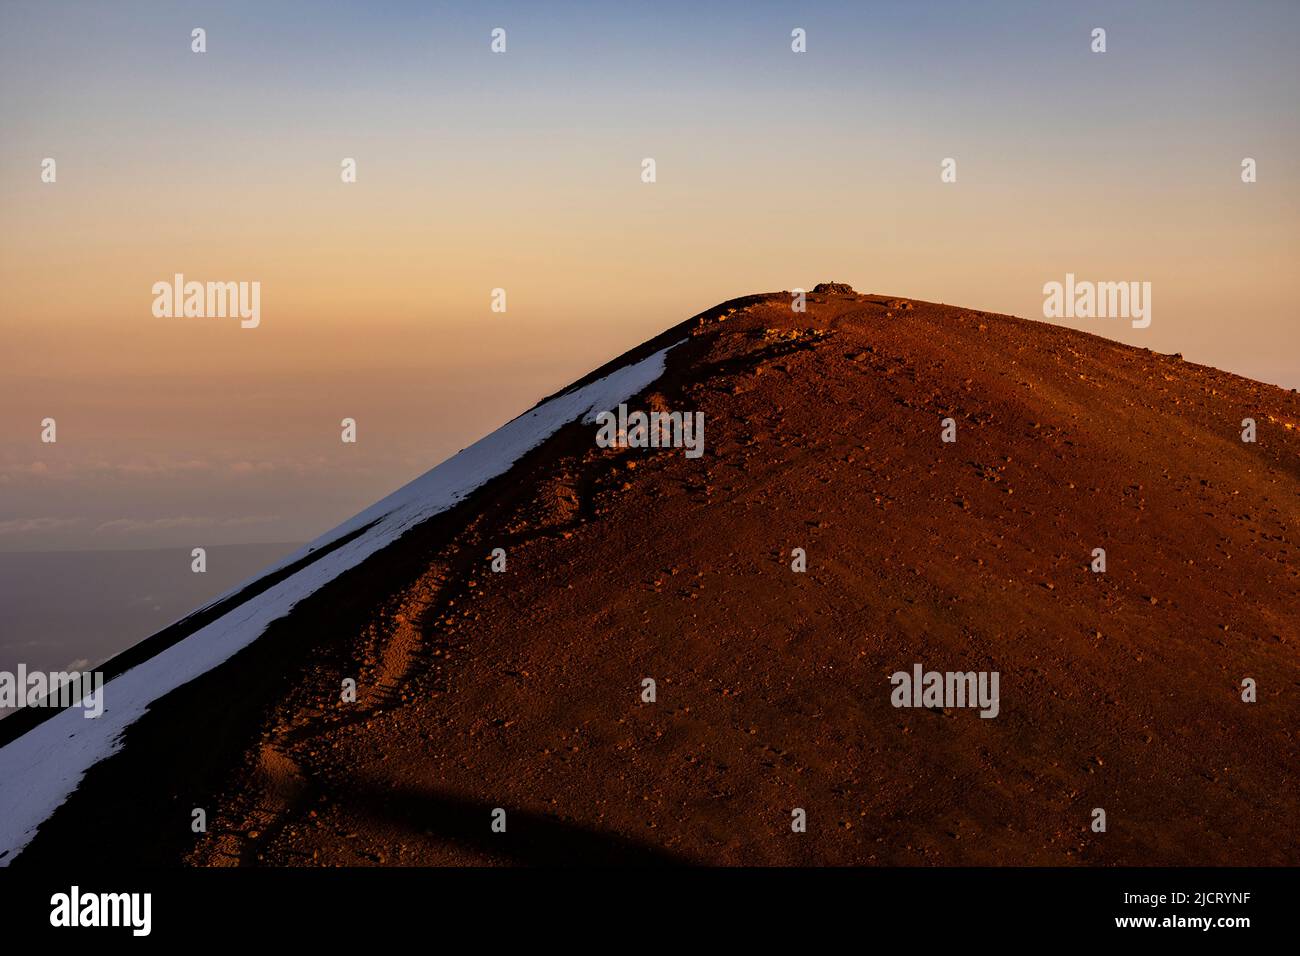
[3,288,1297,866]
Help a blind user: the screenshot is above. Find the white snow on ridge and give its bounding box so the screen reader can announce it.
[0,342,680,864]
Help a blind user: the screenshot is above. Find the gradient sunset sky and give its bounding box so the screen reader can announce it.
[2,0,1297,552]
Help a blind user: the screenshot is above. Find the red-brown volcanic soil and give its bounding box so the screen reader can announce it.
[15,287,1300,866]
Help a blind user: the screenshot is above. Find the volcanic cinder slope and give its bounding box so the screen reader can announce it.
[5,285,1298,866]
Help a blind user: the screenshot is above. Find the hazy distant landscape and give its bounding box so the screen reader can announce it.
[0,542,299,710]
